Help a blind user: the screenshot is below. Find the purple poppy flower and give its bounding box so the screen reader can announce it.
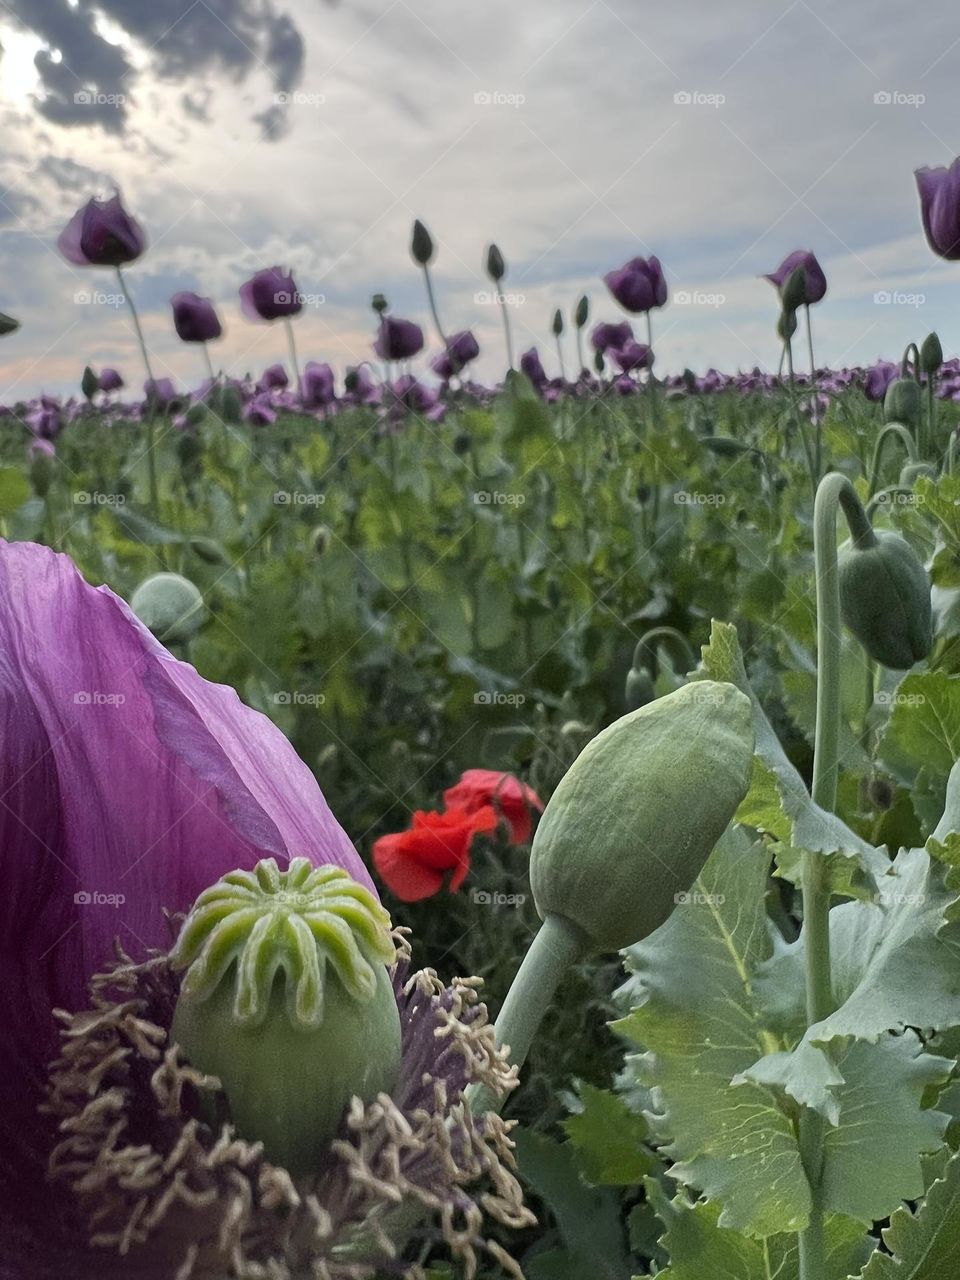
[0,541,529,1277]
[374,316,424,361]
[144,378,177,410]
[603,255,668,314]
[431,329,480,379]
[239,267,302,322]
[301,361,336,407]
[170,291,222,344]
[591,320,634,353]
[863,360,898,403]
[763,250,827,305]
[27,437,55,461]
[244,394,277,426]
[343,364,380,405]
[389,374,446,421]
[612,339,652,373]
[27,400,62,440]
[98,368,123,393]
[57,194,147,269]
[258,363,288,392]
[520,347,548,390]
[916,158,960,260]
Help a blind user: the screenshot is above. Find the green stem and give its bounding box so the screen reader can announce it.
[632,626,697,679]
[284,318,302,401]
[422,264,447,349]
[799,472,870,1280]
[785,336,817,498]
[499,296,515,370]
[927,376,937,456]
[465,913,589,1117]
[202,342,216,387]
[867,422,917,495]
[117,266,160,518]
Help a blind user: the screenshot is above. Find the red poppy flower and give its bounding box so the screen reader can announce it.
[373,805,498,901]
[443,769,544,844]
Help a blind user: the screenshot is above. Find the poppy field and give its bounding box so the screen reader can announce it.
[8,157,960,1280]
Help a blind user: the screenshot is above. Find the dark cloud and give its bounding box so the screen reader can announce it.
[7,0,306,138]
[34,155,111,193]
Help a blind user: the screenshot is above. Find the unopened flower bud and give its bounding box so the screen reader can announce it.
[486,243,506,282]
[170,858,401,1172]
[0,312,20,337]
[130,572,205,644]
[777,308,798,342]
[81,365,99,400]
[574,296,589,329]
[883,377,921,429]
[371,293,389,316]
[838,530,932,669]
[552,308,564,337]
[411,219,435,267]
[920,332,943,375]
[780,265,808,314]
[530,681,754,951]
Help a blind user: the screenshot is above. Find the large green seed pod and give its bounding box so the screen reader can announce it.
[529,681,754,952]
[170,858,401,1173]
[838,530,932,670]
[883,377,921,429]
[130,572,204,644]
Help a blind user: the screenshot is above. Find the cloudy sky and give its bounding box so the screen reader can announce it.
[0,0,958,399]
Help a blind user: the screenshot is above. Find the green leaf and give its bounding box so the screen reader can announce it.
[0,466,31,518]
[879,671,960,787]
[858,1148,960,1278]
[614,826,811,1237]
[562,1083,655,1185]
[514,1129,631,1280]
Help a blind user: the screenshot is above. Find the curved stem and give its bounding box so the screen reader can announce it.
[632,626,697,678]
[867,422,917,495]
[465,913,589,1117]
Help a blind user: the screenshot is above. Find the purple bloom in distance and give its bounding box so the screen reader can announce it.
[431,329,480,379]
[239,266,302,322]
[591,320,634,353]
[612,339,652,373]
[916,157,960,260]
[301,361,336,407]
[57,194,147,268]
[603,256,668,314]
[171,291,222,343]
[258,363,288,392]
[763,250,827,304]
[863,360,898,403]
[374,316,424,361]
[98,368,124,393]
[520,346,548,389]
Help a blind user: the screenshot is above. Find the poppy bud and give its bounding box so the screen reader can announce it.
[624,665,655,710]
[81,365,99,401]
[780,265,808,314]
[920,332,943,375]
[529,681,754,952]
[486,243,506,282]
[130,572,205,644]
[170,858,401,1172]
[777,308,798,342]
[838,530,932,669]
[883,377,922,429]
[0,312,20,336]
[594,349,605,374]
[552,308,564,337]
[574,295,589,329]
[371,293,389,316]
[410,219,435,267]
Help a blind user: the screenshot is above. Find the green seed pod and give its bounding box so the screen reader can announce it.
[81,365,99,401]
[170,858,401,1172]
[486,243,506,282]
[574,295,589,329]
[780,265,807,314]
[370,293,389,316]
[624,665,655,711]
[529,681,754,952]
[0,312,20,337]
[130,572,205,644]
[838,530,932,669]
[777,308,798,342]
[883,377,921,429]
[552,308,564,337]
[410,219,435,267]
[899,462,937,487]
[920,332,943,375]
